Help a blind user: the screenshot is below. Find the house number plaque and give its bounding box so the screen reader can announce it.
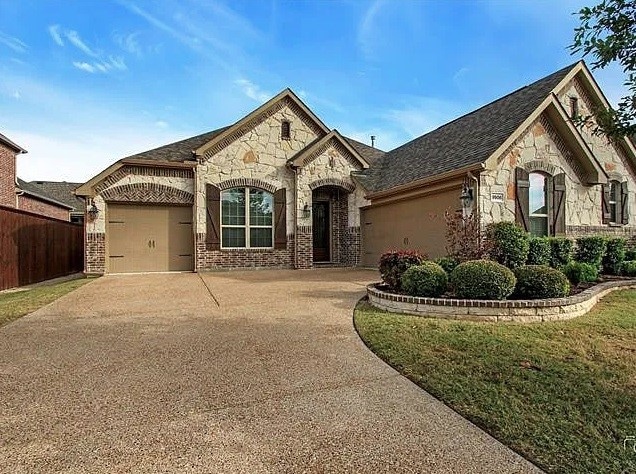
[491,192,504,203]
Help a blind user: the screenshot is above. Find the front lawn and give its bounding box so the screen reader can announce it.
[354,291,636,473]
[0,278,91,327]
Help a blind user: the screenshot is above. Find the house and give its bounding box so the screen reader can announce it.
[76,60,636,274]
[1,131,82,221]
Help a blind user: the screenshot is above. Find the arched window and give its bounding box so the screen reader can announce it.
[529,172,548,236]
[221,188,273,248]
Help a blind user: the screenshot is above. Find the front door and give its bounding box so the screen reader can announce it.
[312,201,330,262]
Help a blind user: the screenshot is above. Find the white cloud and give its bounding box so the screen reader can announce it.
[12,91,21,100]
[0,31,28,53]
[357,0,385,60]
[235,78,271,103]
[48,25,64,46]
[73,61,96,73]
[155,120,169,129]
[114,31,142,56]
[65,30,98,57]
[108,56,127,70]
[385,97,467,139]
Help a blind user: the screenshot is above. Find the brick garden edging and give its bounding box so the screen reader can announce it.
[367,280,636,323]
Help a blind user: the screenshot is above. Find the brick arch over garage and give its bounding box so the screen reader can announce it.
[101,183,194,204]
[309,178,355,193]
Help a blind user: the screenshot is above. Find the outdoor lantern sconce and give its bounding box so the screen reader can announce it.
[87,203,99,221]
[460,185,474,214]
[302,203,311,219]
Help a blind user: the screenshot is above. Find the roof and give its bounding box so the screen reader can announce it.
[16,178,75,210]
[26,181,85,212]
[344,137,385,165]
[122,126,229,163]
[0,132,26,153]
[365,62,579,192]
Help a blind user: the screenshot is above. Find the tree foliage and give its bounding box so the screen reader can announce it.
[570,0,636,139]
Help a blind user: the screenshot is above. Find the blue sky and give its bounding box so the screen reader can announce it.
[0,0,627,182]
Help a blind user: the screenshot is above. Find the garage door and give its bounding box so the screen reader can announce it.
[107,204,193,273]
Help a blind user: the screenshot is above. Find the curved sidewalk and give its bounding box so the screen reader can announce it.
[0,269,540,473]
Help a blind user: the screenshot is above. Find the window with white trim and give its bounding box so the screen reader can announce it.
[221,188,273,248]
[529,172,549,236]
[609,180,619,224]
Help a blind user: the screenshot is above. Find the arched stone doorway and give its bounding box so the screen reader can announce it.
[311,185,349,264]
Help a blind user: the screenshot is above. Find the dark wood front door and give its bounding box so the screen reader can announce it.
[312,201,330,262]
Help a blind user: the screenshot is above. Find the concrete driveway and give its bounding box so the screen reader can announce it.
[0,269,539,473]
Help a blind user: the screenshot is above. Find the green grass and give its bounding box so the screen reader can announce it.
[354,291,636,473]
[0,278,92,327]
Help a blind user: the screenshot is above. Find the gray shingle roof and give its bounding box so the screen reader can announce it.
[122,126,229,162]
[26,181,85,211]
[365,62,579,192]
[16,178,75,209]
[343,137,385,165]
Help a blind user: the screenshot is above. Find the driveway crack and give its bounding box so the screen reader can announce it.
[197,273,221,307]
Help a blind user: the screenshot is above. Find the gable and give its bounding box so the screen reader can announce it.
[289,130,369,170]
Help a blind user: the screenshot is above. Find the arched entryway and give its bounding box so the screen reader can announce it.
[311,185,349,264]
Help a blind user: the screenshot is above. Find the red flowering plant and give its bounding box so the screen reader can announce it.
[378,250,425,292]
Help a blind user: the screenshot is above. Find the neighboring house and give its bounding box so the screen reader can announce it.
[16,179,76,221]
[22,181,86,223]
[76,60,636,274]
[0,132,27,207]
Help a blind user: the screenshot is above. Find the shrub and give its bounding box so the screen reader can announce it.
[575,236,607,270]
[444,210,488,262]
[379,250,425,291]
[401,262,448,297]
[621,260,636,277]
[450,260,516,300]
[625,247,636,261]
[562,261,598,285]
[485,222,529,269]
[548,237,574,269]
[527,237,551,266]
[434,256,459,275]
[513,265,571,299]
[603,237,627,275]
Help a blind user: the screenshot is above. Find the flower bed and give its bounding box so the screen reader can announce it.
[367,280,636,323]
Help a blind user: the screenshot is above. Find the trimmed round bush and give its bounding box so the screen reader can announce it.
[450,260,516,300]
[379,250,425,291]
[527,237,551,266]
[434,256,459,275]
[485,222,529,269]
[513,265,570,299]
[603,237,626,275]
[401,262,448,297]
[562,261,599,285]
[548,237,574,269]
[625,248,636,261]
[621,260,636,277]
[575,236,607,270]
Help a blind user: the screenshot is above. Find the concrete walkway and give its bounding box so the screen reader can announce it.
[0,269,540,473]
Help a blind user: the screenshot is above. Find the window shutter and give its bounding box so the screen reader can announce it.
[552,173,566,235]
[515,167,530,231]
[206,183,221,249]
[274,188,287,249]
[621,181,629,225]
[601,184,611,224]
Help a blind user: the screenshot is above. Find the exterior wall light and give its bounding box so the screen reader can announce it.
[460,185,474,217]
[302,203,311,219]
[87,203,99,221]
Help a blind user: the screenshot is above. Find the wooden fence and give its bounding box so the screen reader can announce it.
[0,205,84,291]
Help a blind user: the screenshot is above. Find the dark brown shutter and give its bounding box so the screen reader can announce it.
[621,181,629,225]
[601,184,611,224]
[206,183,221,249]
[552,173,566,235]
[515,167,530,231]
[274,188,287,249]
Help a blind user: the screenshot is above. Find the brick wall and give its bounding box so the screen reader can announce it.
[17,195,69,221]
[196,233,295,270]
[296,226,313,269]
[344,226,361,266]
[0,143,16,207]
[86,233,105,274]
[566,225,636,240]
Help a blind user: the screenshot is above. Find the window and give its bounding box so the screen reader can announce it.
[221,188,273,248]
[529,172,549,236]
[609,180,619,224]
[569,96,579,119]
[281,121,291,140]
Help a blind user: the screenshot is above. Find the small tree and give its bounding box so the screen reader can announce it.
[444,210,488,262]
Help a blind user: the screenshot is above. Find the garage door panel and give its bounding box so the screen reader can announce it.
[107,204,193,273]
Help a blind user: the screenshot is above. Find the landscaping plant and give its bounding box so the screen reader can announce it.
[513,265,571,299]
[485,222,529,269]
[378,250,425,291]
[575,236,607,270]
[562,261,599,285]
[450,259,516,300]
[444,210,488,262]
[401,262,448,298]
[527,237,551,266]
[603,237,626,275]
[548,237,574,269]
[434,256,459,275]
[621,260,636,277]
